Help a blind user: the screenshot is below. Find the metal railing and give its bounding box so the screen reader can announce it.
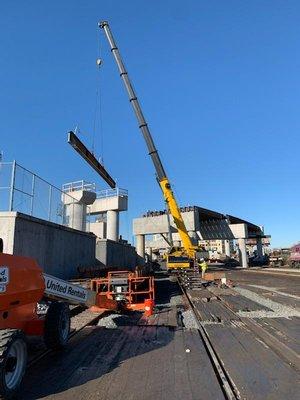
[0,161,91,230]
[96,188,128,199]
[62,180,96,193]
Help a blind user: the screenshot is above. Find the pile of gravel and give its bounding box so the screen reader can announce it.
[181,309,199,330]
[235,287,300,319]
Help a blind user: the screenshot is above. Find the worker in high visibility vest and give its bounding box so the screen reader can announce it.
[199,258,208,278]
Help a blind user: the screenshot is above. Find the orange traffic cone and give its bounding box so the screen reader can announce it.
[144,299,155,317]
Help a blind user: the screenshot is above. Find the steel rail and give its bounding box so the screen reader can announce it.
[177,277,239,400]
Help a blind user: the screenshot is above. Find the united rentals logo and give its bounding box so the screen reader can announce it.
[0,266,9,293]
[44,274,88,303]
[0,267,9,284]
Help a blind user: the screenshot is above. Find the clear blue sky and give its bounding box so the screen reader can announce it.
[1,1,299,247]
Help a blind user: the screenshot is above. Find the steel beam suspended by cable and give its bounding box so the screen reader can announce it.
[68,131,116,188]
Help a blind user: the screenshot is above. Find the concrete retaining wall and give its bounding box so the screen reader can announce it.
[0,212,96,279]
[96,239,144,270]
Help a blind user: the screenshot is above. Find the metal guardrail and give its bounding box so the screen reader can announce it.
[62,181,96,193]
[63,183,128,199]
[96,188,128,199]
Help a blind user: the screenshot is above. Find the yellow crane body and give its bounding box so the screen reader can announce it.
[100,21,201,270]
[159,178,194,255]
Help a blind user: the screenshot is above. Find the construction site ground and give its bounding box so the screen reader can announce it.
[21,266,300,400]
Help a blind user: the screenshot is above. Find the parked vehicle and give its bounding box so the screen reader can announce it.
[288,243,300,268]
[249,254,269,267]
[269,248,290,267]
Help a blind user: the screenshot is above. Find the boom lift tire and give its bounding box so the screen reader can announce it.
[44,302,70,350]
[0,329,27,400]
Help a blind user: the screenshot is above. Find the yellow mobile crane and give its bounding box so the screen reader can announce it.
[99,22,198,270]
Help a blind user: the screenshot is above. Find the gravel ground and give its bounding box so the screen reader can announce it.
[170,295,184,306]
[71,309,102,330]
[235,287,300,319]
[181,309,199,330]
[97,312,142,328]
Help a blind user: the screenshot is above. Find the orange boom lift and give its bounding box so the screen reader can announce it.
[0,253,154,399]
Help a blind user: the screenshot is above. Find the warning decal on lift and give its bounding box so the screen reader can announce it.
[0,267,9,293]
[43,274,88,304]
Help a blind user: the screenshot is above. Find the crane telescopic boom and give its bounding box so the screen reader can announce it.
[99,21,196,259]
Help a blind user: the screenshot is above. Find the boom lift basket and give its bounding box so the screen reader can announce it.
[91,271,155,312]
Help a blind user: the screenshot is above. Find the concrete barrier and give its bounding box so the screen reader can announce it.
[0,212,96,279]
[96,239,144,270]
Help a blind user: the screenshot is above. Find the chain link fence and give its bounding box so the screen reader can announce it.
[0,161,90,230]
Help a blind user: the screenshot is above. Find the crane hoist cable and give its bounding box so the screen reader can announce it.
[92,31,104,163]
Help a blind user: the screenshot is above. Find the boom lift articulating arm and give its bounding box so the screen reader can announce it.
[99,21,196,260]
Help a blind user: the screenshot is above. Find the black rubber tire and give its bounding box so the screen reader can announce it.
[0,329,27,400]
[44,302,70,350]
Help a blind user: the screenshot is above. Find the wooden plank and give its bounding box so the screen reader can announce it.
[205,321,300,400]
[90,326,154,400]
[240,284,300,309]
[179,329,226,400]
[194,299,238,322]
[194,300,215,321]
[21,324,226,400]
[253,317,300,355]
[208,287,238,297]
[219,294,271,312]
[188,288,216,301]
[241,317,300,371]
[138,306,178,327]
[21,327,122,399]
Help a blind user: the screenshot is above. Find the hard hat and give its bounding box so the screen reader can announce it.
[200,258,204,262]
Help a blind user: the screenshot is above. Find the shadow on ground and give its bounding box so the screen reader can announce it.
[154,271,182,305]
[20,273,179,400]
[21,323,175,399]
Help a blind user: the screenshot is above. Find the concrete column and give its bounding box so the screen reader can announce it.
[148,247,153,261]
[189,231,198,246]
[224,240,231,257]
[136,234,145,258]
[256,237,263,257]
[62,189,96,232]
[65,203,87,231]
[238,238,248,268]
[106,210,119,242]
